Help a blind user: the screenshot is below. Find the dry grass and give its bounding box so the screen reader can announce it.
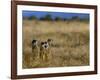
[22,20,89,68]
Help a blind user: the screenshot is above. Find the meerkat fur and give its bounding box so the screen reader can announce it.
[40,41,50,61]
[31,39,40,60]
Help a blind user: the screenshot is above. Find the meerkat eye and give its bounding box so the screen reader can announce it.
[41,42,44,45]
[44,42,47,44]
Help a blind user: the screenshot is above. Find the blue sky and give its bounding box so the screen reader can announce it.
[22,10,89,19]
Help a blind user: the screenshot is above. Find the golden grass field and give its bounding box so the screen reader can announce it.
[22,20,89,68]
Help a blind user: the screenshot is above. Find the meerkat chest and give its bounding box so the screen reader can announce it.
[40,48,50,54]
[32,47,39,52]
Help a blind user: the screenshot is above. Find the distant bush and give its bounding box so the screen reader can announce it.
[39,14,53,21]
[63,18,67,21]
[23,15,89,23]
[55,17,63,21]
[71,16,80,21]
[28,16,37,20]
[80,18,89,23]
[44,14,52,21]
[39,17,45,20]
[23,16,29,20]
[69,16,89,23]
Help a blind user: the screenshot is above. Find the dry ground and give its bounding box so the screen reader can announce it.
[22,20,89,68]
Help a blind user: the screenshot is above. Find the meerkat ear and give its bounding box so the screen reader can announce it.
[47,39,53,46]
[32,39,37,43]
[47,39,53,42]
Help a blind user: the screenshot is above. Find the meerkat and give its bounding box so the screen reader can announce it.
[47,39,53,59]
[40,41,50,61]
[31,39,40,60]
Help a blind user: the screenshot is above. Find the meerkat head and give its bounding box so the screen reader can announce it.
[41,41,49,49]
[47,39,53,46]
[32,39,38,48]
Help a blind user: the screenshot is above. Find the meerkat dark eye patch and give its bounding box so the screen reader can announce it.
[44,42,48,44]
[41,42,45,45]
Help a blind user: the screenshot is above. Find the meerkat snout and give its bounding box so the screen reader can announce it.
[41,42,49,49]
